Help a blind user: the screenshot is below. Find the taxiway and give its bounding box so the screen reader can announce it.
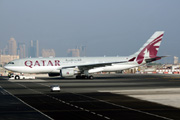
[0,74,180,120]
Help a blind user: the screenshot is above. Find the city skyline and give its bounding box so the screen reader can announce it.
[0,37,87,58]
[0,37,57,58]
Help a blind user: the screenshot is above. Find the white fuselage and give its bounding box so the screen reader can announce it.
[4,56,141,74]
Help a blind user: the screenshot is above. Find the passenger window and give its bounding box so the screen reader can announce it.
[8,62,14,64]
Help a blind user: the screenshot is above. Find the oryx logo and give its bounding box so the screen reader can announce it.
[136,34,163,64]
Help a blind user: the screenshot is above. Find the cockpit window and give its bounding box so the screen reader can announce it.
[8,62,14,64]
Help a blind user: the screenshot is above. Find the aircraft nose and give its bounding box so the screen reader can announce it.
[4,64,10,70]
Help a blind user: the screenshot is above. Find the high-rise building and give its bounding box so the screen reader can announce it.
[42,49,56,57]
[28,40,39,57]
[8,37,17,55]
[174,56,179,65]
[67,49,80,57]
[17,43,26,58]
[3,45,8,55]
[76,46,86,57]
[79,46,86,57]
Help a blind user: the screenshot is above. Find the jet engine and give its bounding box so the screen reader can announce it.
[60,68,76,77]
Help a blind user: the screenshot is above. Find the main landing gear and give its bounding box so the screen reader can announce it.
[76,75,94,79]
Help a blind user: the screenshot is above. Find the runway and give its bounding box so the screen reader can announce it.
[0,74,180,120]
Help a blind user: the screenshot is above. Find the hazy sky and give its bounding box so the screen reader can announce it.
[0,0,180,63]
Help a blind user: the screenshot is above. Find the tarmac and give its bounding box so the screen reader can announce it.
[0,74,180,120]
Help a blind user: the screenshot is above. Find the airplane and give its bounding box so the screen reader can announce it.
[4,31,165,79]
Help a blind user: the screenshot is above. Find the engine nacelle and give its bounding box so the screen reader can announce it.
[48,73,60,77]
[60,68,76,77]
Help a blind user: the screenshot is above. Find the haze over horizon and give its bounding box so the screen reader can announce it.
[0,0,180,63]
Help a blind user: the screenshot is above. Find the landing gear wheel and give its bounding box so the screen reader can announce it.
[88,75,94,79]
[15,75,20,80]
[76,75,94,79]
[76,76,81,79]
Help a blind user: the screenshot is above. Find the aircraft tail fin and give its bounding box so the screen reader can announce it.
[130,31,165,64]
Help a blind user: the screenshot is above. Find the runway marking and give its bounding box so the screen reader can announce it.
[38,83,174,120]
[1,91,8,95]
[0,86,8,95]
[17,83,112,120]
[70,92,174,120]
[0,85,54,120]
[8,80,46,82]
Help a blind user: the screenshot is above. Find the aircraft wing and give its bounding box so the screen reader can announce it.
[61,61,129,70]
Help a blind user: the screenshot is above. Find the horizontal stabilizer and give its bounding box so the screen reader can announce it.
[145,56,168,63]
